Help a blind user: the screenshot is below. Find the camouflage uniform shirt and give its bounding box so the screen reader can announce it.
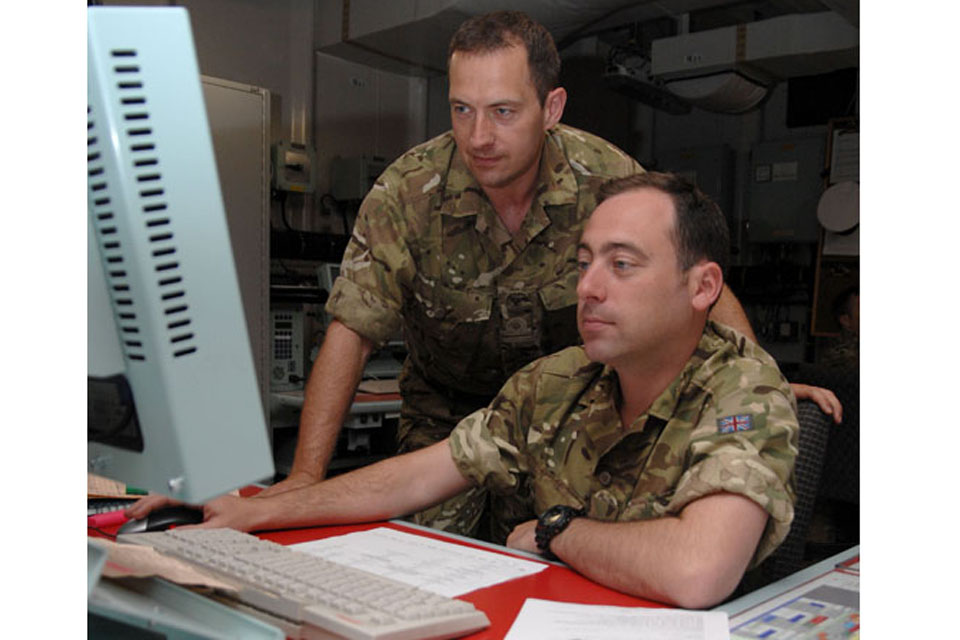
[326,124,642,446]
[449,322,799,567]
[822,330,858,373]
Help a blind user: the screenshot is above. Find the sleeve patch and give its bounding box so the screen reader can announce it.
[717,414,754,434]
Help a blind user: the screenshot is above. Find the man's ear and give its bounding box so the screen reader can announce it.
[542,87,566,130]
[689,261,723,312]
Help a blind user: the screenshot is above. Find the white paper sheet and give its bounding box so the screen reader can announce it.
[292,527,547,597]
[504,598,730,640]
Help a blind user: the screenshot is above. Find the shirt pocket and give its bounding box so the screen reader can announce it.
[404,278,493,386]
[537,267,580,353]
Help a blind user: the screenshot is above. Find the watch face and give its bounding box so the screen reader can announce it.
[544,511,564,525]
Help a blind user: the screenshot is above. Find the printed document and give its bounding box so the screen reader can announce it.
[504,598,730,640]
[293,527,547,597]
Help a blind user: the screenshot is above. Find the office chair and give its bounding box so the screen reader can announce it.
[740,399,832,592]
[816,375,859,506]
[795,363,860,546]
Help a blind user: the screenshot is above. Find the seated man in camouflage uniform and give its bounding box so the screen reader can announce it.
[135,172,798,608]
[260,10,829,542]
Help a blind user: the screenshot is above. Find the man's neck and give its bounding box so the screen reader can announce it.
[614,331,703,428]
[616,365,680,429]
[482,157,542,235]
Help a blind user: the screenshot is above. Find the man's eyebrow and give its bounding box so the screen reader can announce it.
[488,99,523,108]
[449,96,523,108]
[579,240,648,260]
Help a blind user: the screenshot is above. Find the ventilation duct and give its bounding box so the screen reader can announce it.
[602,49,691,116]
[664,71,768,113]
[651,11,858,113]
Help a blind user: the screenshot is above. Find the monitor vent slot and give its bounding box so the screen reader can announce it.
[88,46,198,361]
[88,100,146,363]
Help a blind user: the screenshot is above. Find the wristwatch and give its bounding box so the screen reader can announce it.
[535,505,585,559]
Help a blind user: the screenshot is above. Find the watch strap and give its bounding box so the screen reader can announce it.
[535,505,585,559]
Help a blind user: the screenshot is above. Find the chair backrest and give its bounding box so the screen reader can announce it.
[760,399,832,583]
[794,363,859,505]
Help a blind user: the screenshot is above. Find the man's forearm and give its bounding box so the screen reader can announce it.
[289,321,374,482]
[548,493,768,609]
[219,440,471,532]
[709,284,757,342]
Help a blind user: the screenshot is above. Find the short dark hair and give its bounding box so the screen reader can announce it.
[597,172,730,276]
[448,11,560,104]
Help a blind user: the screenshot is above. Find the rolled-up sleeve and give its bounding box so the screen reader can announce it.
[666,367,799,566]
[324,173,413,346]
[449,408,522,493]
[448,367,537,495]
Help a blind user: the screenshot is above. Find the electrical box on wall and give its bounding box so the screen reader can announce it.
[747,137,825,243]
[272,142,316,193]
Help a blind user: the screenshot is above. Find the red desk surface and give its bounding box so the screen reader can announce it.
[93,490,664,639]
[257,520,664,640]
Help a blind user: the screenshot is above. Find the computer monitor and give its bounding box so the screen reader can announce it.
[87,6,274,503]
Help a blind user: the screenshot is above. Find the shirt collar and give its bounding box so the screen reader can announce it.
[593,327,720,433]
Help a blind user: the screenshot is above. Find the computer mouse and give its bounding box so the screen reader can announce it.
[117,505,204,534]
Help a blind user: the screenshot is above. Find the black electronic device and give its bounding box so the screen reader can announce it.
[117,505,204,534]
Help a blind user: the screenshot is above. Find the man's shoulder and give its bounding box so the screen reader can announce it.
[533,345,597,377]
[375,131,457,198]
[695,322,791,393]
[400,130,457,163]
[500,346,598,396]
[548,123,622,151]
[547,124,642,177]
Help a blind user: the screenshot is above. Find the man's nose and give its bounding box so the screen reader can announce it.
[577,265,604,302]
[470,113,494,147]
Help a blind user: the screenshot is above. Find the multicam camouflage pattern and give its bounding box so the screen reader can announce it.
[325,124,641,536]
[449,321,800,567]
[822,331,858,372]
[326,123,642,398]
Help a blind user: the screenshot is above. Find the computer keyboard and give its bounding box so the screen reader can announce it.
[88,496,138,516]
[118,528,490,640]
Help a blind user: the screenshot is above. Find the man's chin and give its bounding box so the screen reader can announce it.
[582,341,613,365]
[472,168,513,190]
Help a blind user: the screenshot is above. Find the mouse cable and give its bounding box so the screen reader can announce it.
[88,526,117,541]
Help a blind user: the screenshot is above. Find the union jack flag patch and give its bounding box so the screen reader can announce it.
[717,414,754,434]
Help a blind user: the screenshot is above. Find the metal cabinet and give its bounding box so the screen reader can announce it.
[201,76,272,424]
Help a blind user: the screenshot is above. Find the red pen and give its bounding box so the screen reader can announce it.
[89,510,130,529]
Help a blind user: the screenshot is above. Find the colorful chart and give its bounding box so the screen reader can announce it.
[730,565,859,639]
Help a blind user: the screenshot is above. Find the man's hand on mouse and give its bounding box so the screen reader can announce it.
[124,494,185,520]
[125,493,263,532]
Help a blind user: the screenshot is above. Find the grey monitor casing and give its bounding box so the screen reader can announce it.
[87,7,274,503]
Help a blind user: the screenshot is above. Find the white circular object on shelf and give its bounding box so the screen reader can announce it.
[817,181,859,232]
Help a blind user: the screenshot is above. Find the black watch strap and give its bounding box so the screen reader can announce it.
[535,505,585,559]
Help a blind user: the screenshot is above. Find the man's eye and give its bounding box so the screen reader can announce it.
[613,260,633,271]
[576,260,590,272]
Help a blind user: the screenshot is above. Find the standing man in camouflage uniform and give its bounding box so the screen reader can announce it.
[142,172,796,608]
[258,11,825,539]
